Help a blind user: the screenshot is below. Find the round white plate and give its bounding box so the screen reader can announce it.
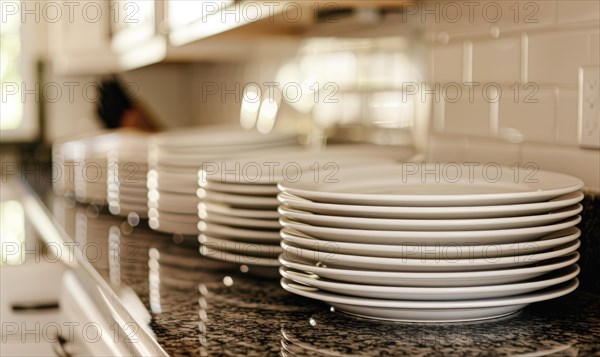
[277,191,584,219]
[110,191,148,203]
[200,234,282,257]
[280,227,581,259]
[199,222,281,243]
[151,152,232,168]
[280,264,579,300]
[200,189,279,209]
[279,163,583,206]
[150,190,199,205]
[109,182,148,193]
[278,204,582,231]
[279,215,581,245]
[151,166,198,178]
[203,181,279,196]
[201,211,280,230]
[148,190,198,214]
[109,195,148,207]
[150,181,197,195]
[201,202,279,220]
[280,239,580,272]
[281,278,579,322]
[200,245,280,267]
[153,125,297,148]
[109,205,149,218]
[278,252,579,287]
[149,217,199,235]
[202,145,413,185]
[149,209,198,224]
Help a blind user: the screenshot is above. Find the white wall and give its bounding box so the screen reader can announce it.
[424,0,600,191]
[44,64,197,142]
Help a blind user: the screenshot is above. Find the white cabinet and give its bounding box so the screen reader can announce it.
[110,0,168,70]
[47,1,119,75]
[45,0,415,73]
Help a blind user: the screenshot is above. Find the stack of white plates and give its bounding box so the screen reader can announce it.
[52,140,81,196]
[277,163,584,322]
[147,125,298,235]
[107,132,149,218]
[198,145,415,273]
[74,134,119,204]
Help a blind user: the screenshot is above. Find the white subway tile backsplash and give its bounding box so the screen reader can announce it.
[528,31,591,85]
[424,1,599,194]
[463,41,473,83]
[442,85,491,136]
[495,1,557,30]
[472,37,521,83]
[521,143,600,192]
[498,87,556,143]
[431,44,463,82]
[557,0,600,24]
[427,1,557,33]
[556,88,580,146]
[521,33,529,82]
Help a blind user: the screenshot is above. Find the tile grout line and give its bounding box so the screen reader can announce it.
[521,33,529,83]
[463,41,473,83]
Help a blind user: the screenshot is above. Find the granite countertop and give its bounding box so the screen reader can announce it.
[47,194,600,357]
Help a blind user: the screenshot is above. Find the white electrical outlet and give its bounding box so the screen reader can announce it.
[579,67,600,149]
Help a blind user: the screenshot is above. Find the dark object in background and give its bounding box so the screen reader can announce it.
[96,76,160,131]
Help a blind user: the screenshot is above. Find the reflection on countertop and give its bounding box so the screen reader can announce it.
[48,194,600,356]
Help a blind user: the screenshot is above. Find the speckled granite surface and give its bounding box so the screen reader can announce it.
[49,194,600,357]
[119,237,600,356]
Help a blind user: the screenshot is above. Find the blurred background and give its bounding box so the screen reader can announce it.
[1,0,599,190]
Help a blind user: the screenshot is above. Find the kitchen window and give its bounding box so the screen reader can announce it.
[0,2,39,142]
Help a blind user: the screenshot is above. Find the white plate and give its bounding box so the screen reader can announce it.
[203,181,279,196]
[109,194,148,207]
[151,152,232,168]
[277,191,584,219]
[280,227,581,259]
[109,205,149,218]
[200,234,282,257]
[280,264,579,300]
[113,182,147,194]
[200,245,280,267]
[149,217,199,235]
[150,181,197,195]
[201,211,280,230]
[200,222,281,243]
[147,171,198,194]
[153,125,297,148]
[279,163,583,206]
[278,204,582,231]
[202,145,414,185]
[148,190,198,214]
[151,166,198,178]
[280,240,580,272]
[111,189,147,201]
[280,215,581,245]
[201,202,279,219]
[200,190,279,209]
[278,252,579,287]
[150,190,198,205]
[148,209,198,224]
[281,278,578,322]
